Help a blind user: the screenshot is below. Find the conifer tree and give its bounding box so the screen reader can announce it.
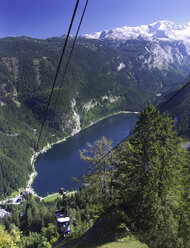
[114,103,189,247]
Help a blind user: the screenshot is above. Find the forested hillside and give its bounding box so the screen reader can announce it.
[1,35,188,199]
[1,104,189,248]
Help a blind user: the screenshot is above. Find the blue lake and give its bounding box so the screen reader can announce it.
[32,113,137,197]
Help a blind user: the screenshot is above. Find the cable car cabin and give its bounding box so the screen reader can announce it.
[54,209,70,236]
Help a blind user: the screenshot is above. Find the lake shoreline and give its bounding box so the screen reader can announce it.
[27,110,138,199]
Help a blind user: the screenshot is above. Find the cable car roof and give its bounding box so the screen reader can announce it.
[56,216,70,223]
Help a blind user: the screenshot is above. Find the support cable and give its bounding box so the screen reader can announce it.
[36,0,80,150]
[53,0,89,112]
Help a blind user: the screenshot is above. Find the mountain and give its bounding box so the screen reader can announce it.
[82,20,190,75]
[82,20,190,42]
[0,24,190,247]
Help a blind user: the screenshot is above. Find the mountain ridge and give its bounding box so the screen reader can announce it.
[81,20,190,74]
[82,20,190,42]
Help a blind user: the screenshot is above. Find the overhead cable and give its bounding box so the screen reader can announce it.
[53,0,89,112]
[36,0,80,150]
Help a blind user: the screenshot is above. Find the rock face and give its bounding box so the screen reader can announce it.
[0,209,10,218]
[82,20,190,73]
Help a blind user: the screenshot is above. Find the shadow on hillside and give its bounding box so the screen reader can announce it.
[54,210,130,248]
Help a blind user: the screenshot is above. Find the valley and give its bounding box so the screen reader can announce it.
[0,19,190,248]
[0,21,190,199]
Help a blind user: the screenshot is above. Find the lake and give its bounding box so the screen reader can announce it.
[32,113,137,197]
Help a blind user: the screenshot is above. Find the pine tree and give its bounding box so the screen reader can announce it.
[114,103,189,247]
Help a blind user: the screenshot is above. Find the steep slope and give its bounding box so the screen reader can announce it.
[54,212,148,248]
[0,31,189,199]
[82,20,190,83]
[0,36,148,130]
[156,77,190,138]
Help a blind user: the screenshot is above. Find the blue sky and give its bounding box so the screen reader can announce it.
[1,0,190,38]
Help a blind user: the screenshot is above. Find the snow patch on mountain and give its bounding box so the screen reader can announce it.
[140,41,189,70]
[117,63,125,71]
[83,31,102,39]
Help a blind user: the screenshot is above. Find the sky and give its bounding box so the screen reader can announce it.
[1,0,190,39]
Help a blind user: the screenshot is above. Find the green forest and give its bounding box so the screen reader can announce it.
[0,104,189,248]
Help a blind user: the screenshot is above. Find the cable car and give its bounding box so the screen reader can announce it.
[55,188,70,237]
[54,209,70,236]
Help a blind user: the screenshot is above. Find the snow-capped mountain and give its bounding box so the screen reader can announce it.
[82,20,190,73]
[83,21,190,42]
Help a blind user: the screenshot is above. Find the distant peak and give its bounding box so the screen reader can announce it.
[82,20,190,42]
